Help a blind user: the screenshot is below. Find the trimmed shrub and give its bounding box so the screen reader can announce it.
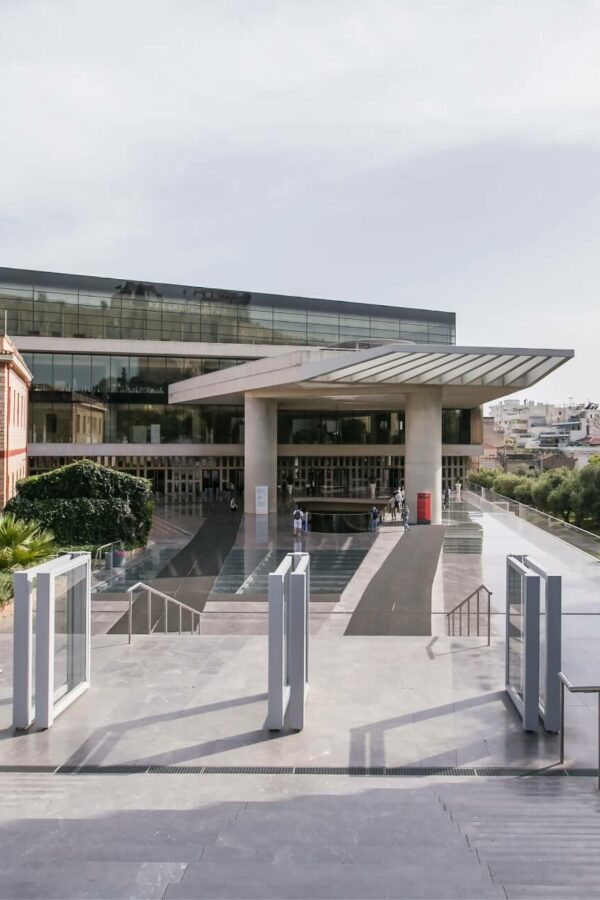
[6,461,152,548]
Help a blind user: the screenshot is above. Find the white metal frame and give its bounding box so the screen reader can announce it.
[13,553,91,731]
[505,554,562,733]
[267,551,310,731]
[521,555,562,733]
[506,555,540,732]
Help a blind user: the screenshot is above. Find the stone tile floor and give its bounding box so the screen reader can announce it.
[0,631,590,771]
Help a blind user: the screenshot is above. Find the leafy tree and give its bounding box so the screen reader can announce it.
[468,469,497,489]
[513,477,534,505]
[493,473,522,498]
[530,469,569,512]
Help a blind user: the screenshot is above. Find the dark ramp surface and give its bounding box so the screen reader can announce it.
[156,508,240,577]
[108,507,240,634]
[344,525,444,636]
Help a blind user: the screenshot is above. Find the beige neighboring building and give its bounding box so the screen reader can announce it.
[0,335,32,506]
[475,416,505,469]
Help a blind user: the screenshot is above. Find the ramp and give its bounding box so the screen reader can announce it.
[344,525,444,635]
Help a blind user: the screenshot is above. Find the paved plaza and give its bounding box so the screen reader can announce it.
[1,494,600,897]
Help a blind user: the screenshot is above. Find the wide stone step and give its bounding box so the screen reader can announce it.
[503,886,600,898]
[164,862,504,900]
[488,865,600,884]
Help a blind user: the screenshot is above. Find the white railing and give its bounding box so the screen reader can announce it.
[13,553,91,731]
[126,581,201,643]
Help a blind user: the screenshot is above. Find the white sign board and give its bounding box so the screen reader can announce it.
[255,485,269,515]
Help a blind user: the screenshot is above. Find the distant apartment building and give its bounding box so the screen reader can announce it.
[488,399,600,466]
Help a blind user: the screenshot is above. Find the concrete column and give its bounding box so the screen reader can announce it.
[404,388,442,525]
[244,395,278,514]
[470,406,483,444]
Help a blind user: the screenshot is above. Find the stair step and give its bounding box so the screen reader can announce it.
[503,887,600,899]
[165,862,503,899]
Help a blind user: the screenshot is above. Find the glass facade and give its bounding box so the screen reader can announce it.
[23,352,475,446]
[441,409,471,444]
[23,352,246,445]
[278,410,406,444]
[0,268,456,346]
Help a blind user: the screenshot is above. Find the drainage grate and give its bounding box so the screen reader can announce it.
[473,767,567,777]
[294,766,386,776]
[203,765,296,775]
[0,764,598,777]
[77,765,149,775]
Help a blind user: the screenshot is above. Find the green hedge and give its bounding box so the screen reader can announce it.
[7,461,152,548]
[469,458,600,530]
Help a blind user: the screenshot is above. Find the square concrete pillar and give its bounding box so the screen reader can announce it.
[404,388,442,525]
[244,395,278,514]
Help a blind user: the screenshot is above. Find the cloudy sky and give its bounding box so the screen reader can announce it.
[1,1,598,404]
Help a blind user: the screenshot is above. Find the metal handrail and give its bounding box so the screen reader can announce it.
[93,540,123,569]
[559,672,600,790]
[446,584,492,645]
[127,580,201,644]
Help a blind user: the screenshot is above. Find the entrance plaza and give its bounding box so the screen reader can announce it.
[2,268,599,897]
[2,495,600,897]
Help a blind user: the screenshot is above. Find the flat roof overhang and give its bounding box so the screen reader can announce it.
[168,343,574,409]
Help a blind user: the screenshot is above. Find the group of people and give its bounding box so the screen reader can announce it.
[370,485,410,532]
[292,506,310,535]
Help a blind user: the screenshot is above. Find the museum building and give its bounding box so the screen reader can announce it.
[0,267,572,521]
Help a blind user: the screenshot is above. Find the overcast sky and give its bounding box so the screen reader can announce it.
[1,1,598,405]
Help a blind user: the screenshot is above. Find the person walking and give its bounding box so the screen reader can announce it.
[229,495,238,519]
[402,505,410,532]
[444,486,451,509]
[370,505,379,532]
[293,506,303,536]
[302,509,309,534]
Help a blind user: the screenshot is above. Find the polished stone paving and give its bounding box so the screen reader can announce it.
[0,630,589,771]
[2,497,600,897]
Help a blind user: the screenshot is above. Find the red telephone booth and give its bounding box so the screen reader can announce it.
[417,492,431,524]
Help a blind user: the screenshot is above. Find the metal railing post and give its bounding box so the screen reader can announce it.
[487,591,491,646]
[476,588,480,637]
[147,589,151,634]
[459,604,462,636]
[597,693,600,791]
[128,589,133,645]
[559,677,565,764]
[179,605,182,635]
[467,598,471,636]
[164,596,168,635]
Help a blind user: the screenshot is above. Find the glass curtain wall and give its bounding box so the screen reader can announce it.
[0,274,456,345]
[24,352,246,445]
[278,411,406,444]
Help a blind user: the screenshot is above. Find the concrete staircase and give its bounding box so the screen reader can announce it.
[3,775,600,897]
[436,780,600,898]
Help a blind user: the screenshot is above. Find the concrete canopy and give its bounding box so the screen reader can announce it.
[169,343,574,409]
